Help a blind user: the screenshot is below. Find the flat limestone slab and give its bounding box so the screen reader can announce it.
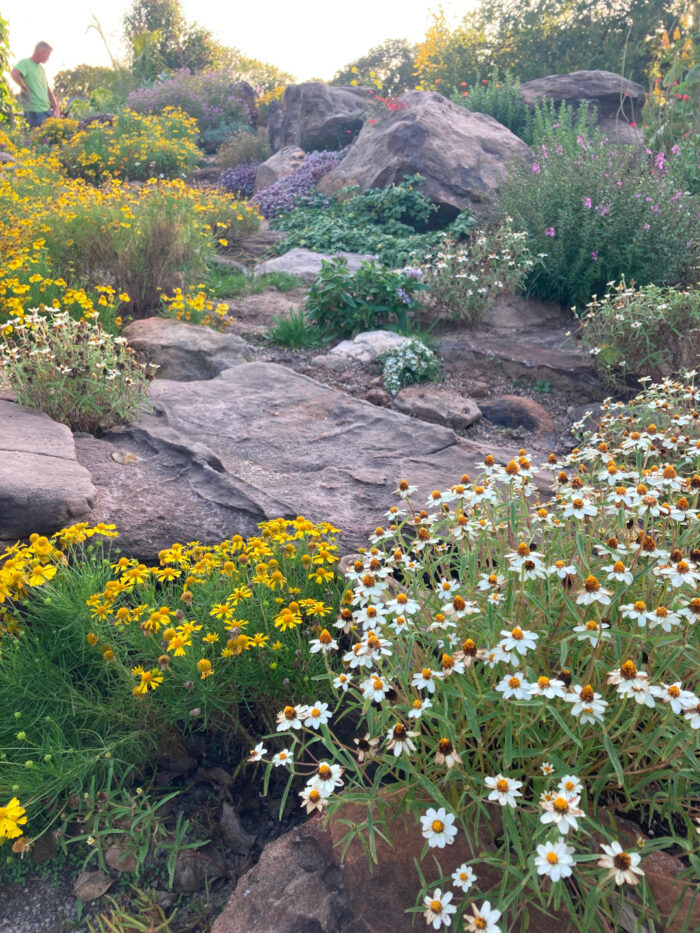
[84,363,517,557]
[0,400,96,541]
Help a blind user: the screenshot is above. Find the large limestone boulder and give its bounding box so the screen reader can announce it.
[123,318,254,381]
[0,400,96,541]
[317,90,531,216]
[268,82,374,152]
[77,363,517,559]
[254,145,305,192]
[519,70,645,144]
[253,247,376,284]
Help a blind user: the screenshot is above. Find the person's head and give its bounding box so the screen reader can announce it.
[31,42,52,64]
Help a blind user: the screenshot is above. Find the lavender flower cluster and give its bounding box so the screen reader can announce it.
[251,149,347,218]
[127,70,250,134]
[220,162,259,199]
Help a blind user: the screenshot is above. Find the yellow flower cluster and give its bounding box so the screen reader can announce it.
[160,287,232,330]
[83,517,340,695]
[0,525,118,638]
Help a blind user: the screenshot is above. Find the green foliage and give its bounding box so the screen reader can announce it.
[305,259,426,337]
[53,65,137,114]
[216,128,269,167]
[0,14,14,124]
[267,307,327,349]
[415,0,681,93]
[378,338,442,394]
[331,38,418,95]
[579,281,700,389]
[271,177,468,268]
[500,128,699,308]
[123,0,217,78]
[214,47,295,94]
[205,265,302,299]
[419,220,535,324]
[38,180,211,314]
[452,70,530,138]
[0,311,155,433]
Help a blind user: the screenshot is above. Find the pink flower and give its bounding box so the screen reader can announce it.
[545,227,555,237]
[532,162,541,174]
[583,197,592,208]
[591,251,598,260]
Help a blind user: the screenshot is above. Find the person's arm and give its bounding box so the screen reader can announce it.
[10,67,30,99]
[48,86,60,117]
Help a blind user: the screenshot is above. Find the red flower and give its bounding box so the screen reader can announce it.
[482,79,488,85]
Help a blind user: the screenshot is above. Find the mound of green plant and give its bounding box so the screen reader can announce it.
[271,176,475,268]
[579,281,700,388]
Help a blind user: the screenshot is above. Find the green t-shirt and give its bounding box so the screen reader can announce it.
[15,58,50,113]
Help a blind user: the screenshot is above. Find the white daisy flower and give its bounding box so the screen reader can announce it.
[496,671,531,701]
[412,667,441,693]
[303,702,331,729]
[529,675,567,699]
[535,840,576,881]
[248,742,266,762]
[272,749,294,768]
[423,889,457,930]
[420,807,457,848]
[308,761,344,797]
[566,684,608,724]
[485,774,523,807]
[557,775,583,796]
[464,901,502,933]
[572,619,611,644]
[451,863,477,892]
[499,626,538,654]
[597,841,644,885]
[539,793,584,834]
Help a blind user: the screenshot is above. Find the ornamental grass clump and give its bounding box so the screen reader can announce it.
[580,281,700,389]
[419,219,534,324]
[0,311,155,432]
[252,374,700,932]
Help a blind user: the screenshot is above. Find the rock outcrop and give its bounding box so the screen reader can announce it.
[253,248,376,284]
[254,145,306,192]
[268,82,374,152]
[317,90,531,216]
[0,400,96,542]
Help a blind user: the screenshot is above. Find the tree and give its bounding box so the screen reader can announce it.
[213,47,295,94]
[331,39,418,95]
[123,0,217,78]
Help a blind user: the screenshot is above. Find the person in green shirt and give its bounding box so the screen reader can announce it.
[11,41,61,128]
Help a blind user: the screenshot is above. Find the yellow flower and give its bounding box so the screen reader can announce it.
[0,797,27,839]
[131,666,163,695]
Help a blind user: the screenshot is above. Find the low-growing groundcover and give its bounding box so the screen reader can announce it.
[0,518,344,863]
[250,375,699,932]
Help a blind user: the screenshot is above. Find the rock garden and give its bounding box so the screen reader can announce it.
[0,6,698,932]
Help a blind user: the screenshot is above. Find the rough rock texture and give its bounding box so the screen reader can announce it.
[520,70,645,143]
[0,400,96,541]
[312,330,410,370]
[253,248,376,284]
[211,805,564,933]
[254,145,306,191]
[123,317,254,381]
[479,394,556,438]
[394,385,482,430]
[318,90,531,216]
[77,363,516,559]
[436,294,601,398]
[268,82,374,152]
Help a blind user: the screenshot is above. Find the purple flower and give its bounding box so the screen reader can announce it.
[583,197,592,208]
[671,144,680,155]
[396,287,411,304]
[591,251,598,260]
[545,227,555,237]
[532,162,541,174]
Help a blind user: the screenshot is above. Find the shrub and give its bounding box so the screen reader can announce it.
[253,373,700,933]
[0,517,343,842]
[378,338,442,394]
[305,259,427,337]
[219,161,259,198]
[197,119,249,154]
[419,219,535,324]
[579,281,700,388]
[0,311,155,432]
[253,149,347,218]
[58,108,201,183]
[501,130,699,308]
[217,129,270,168]
[271,176,471,268]
[38,180,211,314]
[452,70,530,139]
[126,70,253,136]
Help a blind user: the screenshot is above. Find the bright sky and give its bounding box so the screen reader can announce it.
[4,1,466,84]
